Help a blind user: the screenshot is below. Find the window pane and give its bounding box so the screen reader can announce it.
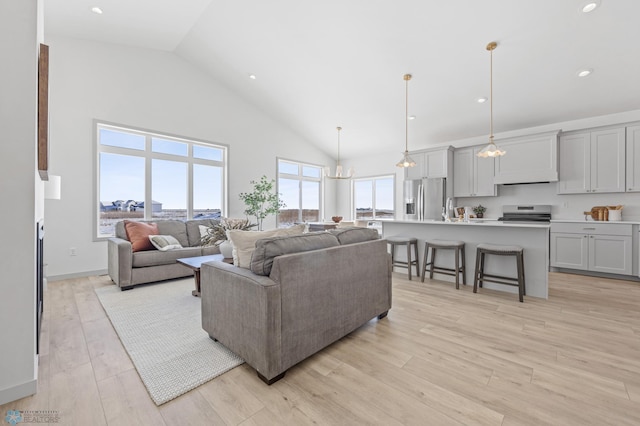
[301,181,320,222]
[277,178,299,226]
[194,164,222,219]
[98,153,144,237]
[279,161,299,175]
[151,159,187,220]
[193,144,223,161]
[375,178,394,219]
[354,180,373,219]
[152,137,188,156]
[100,128,145,150]
[302,165,321,179]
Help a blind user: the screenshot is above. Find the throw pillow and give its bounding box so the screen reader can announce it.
[148,235,183,251]
[226,223,306,268]
[124,220,159,252]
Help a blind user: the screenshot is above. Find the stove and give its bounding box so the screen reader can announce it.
[498,205,552,223]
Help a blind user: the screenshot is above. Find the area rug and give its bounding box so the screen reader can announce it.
[95,279,244,405]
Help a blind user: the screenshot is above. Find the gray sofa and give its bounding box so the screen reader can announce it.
[107,218,220,290]
[200,228,392,384]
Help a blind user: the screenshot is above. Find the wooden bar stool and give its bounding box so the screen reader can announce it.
[386,236,420,281]
[473,243,526,302]
[421,240,466,289]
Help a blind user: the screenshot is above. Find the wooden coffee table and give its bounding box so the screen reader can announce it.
[177,254,231,297]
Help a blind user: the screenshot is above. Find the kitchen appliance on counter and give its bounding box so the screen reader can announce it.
[498,205,552,223]
[404,178,449,221]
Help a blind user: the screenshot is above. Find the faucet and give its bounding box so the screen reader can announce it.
[444,197,453,221]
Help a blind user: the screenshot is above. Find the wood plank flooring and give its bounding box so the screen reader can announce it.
[2,272,640,425]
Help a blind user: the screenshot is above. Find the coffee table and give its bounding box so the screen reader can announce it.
[176,254,231,297]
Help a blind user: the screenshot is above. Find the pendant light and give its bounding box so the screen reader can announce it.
[477,42,506,158]
[324,126,354,179]
[396,74,417,168]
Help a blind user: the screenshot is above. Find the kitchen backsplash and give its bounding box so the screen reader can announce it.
[455,182,640,221]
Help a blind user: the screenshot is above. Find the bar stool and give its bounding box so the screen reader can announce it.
[387,236,420,280]
[473,243,526,302]
[421,240,466,289]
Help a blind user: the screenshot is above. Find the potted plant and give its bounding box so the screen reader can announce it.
[472,204,487,218]
[239,175,286,231]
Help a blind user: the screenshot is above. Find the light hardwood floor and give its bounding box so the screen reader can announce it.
[3,271,640,425]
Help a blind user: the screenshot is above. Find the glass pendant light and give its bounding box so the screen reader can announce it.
[396,74,417,168]
[324,126,354,179]
[477,42,506,158]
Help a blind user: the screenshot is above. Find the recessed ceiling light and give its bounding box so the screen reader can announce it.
[248,74,256,80]
[577,68,593,77]
[408,115,416,120]
[91,6,103,14]
[477,97,488,103]
[582,1,599,13]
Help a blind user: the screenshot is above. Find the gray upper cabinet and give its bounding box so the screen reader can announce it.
[626,125,640,192]
[405,147,453,180]
[493,131,559,184]
[557,127,625,194]
[453,146,496,197]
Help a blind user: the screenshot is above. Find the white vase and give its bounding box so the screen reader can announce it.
[219,240,233,259]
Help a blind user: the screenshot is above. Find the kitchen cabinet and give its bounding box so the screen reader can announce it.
[453,146,496,197]
[626,125,640,192]
[405,146,453,180]
[550,222,632,275]
[557,127,626,194]
[493,131,559,184]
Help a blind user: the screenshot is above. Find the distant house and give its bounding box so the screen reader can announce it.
[136,200,162,213]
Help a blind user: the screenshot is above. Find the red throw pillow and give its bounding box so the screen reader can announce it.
[124,220,159,252]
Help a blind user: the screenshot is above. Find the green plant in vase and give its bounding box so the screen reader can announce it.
[472,204,487,218]
[239,175,286,231]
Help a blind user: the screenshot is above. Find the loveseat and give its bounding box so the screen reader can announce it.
[200,228,392,384]
[107,218,220,290]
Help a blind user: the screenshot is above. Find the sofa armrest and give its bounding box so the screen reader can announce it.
[107,237,133,287]
[200,261,282,379]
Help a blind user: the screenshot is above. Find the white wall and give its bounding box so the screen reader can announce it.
[44,35,335,279]
[0,0,40,404]
[340,110,640,222]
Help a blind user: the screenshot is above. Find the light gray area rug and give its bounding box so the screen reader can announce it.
[95,279,244,405]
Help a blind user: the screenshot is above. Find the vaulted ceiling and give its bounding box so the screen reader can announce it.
[44,0,640,159]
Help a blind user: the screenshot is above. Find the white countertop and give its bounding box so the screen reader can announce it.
[384,219,550,229]
[551,219,640,225]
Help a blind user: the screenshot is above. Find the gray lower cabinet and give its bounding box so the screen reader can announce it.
[550,223,633,275]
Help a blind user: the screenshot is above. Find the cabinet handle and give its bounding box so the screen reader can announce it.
[590,235,594,238]
[583,228,596,230]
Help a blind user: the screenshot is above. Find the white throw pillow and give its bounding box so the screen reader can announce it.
[226,224,305,268]
[148,235,183,251]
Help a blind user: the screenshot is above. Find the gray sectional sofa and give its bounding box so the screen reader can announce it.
[200,228,392,384]
[107,218,220,290]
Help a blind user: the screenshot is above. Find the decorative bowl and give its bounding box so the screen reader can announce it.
[331,216,343,223]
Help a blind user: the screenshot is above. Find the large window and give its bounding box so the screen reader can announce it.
[96,122,227,238]
[277,159,322,226]
[353,175,395,219]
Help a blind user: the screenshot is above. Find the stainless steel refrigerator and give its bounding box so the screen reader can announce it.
[403,178,447,221]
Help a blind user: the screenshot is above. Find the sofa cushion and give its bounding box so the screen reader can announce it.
[328,226,379,245]
[186,218,220,247]
[155,220,190,247]
[227,224,305,268]
[132,246,203,267]
[124,220,159,252]
[250,232,340,276]
[148,235,183,251]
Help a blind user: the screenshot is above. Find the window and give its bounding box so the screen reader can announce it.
[353,175,395,219]
[277,159,322,226]
[96,123,227,238]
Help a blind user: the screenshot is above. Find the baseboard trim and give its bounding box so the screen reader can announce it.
[550,267,640,282]
[0,378,37,406]
[47,269,108,282]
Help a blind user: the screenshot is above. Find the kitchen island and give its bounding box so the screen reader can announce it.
[382,219,550,299]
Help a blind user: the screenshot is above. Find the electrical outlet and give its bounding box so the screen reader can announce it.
[69,247,77,256]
